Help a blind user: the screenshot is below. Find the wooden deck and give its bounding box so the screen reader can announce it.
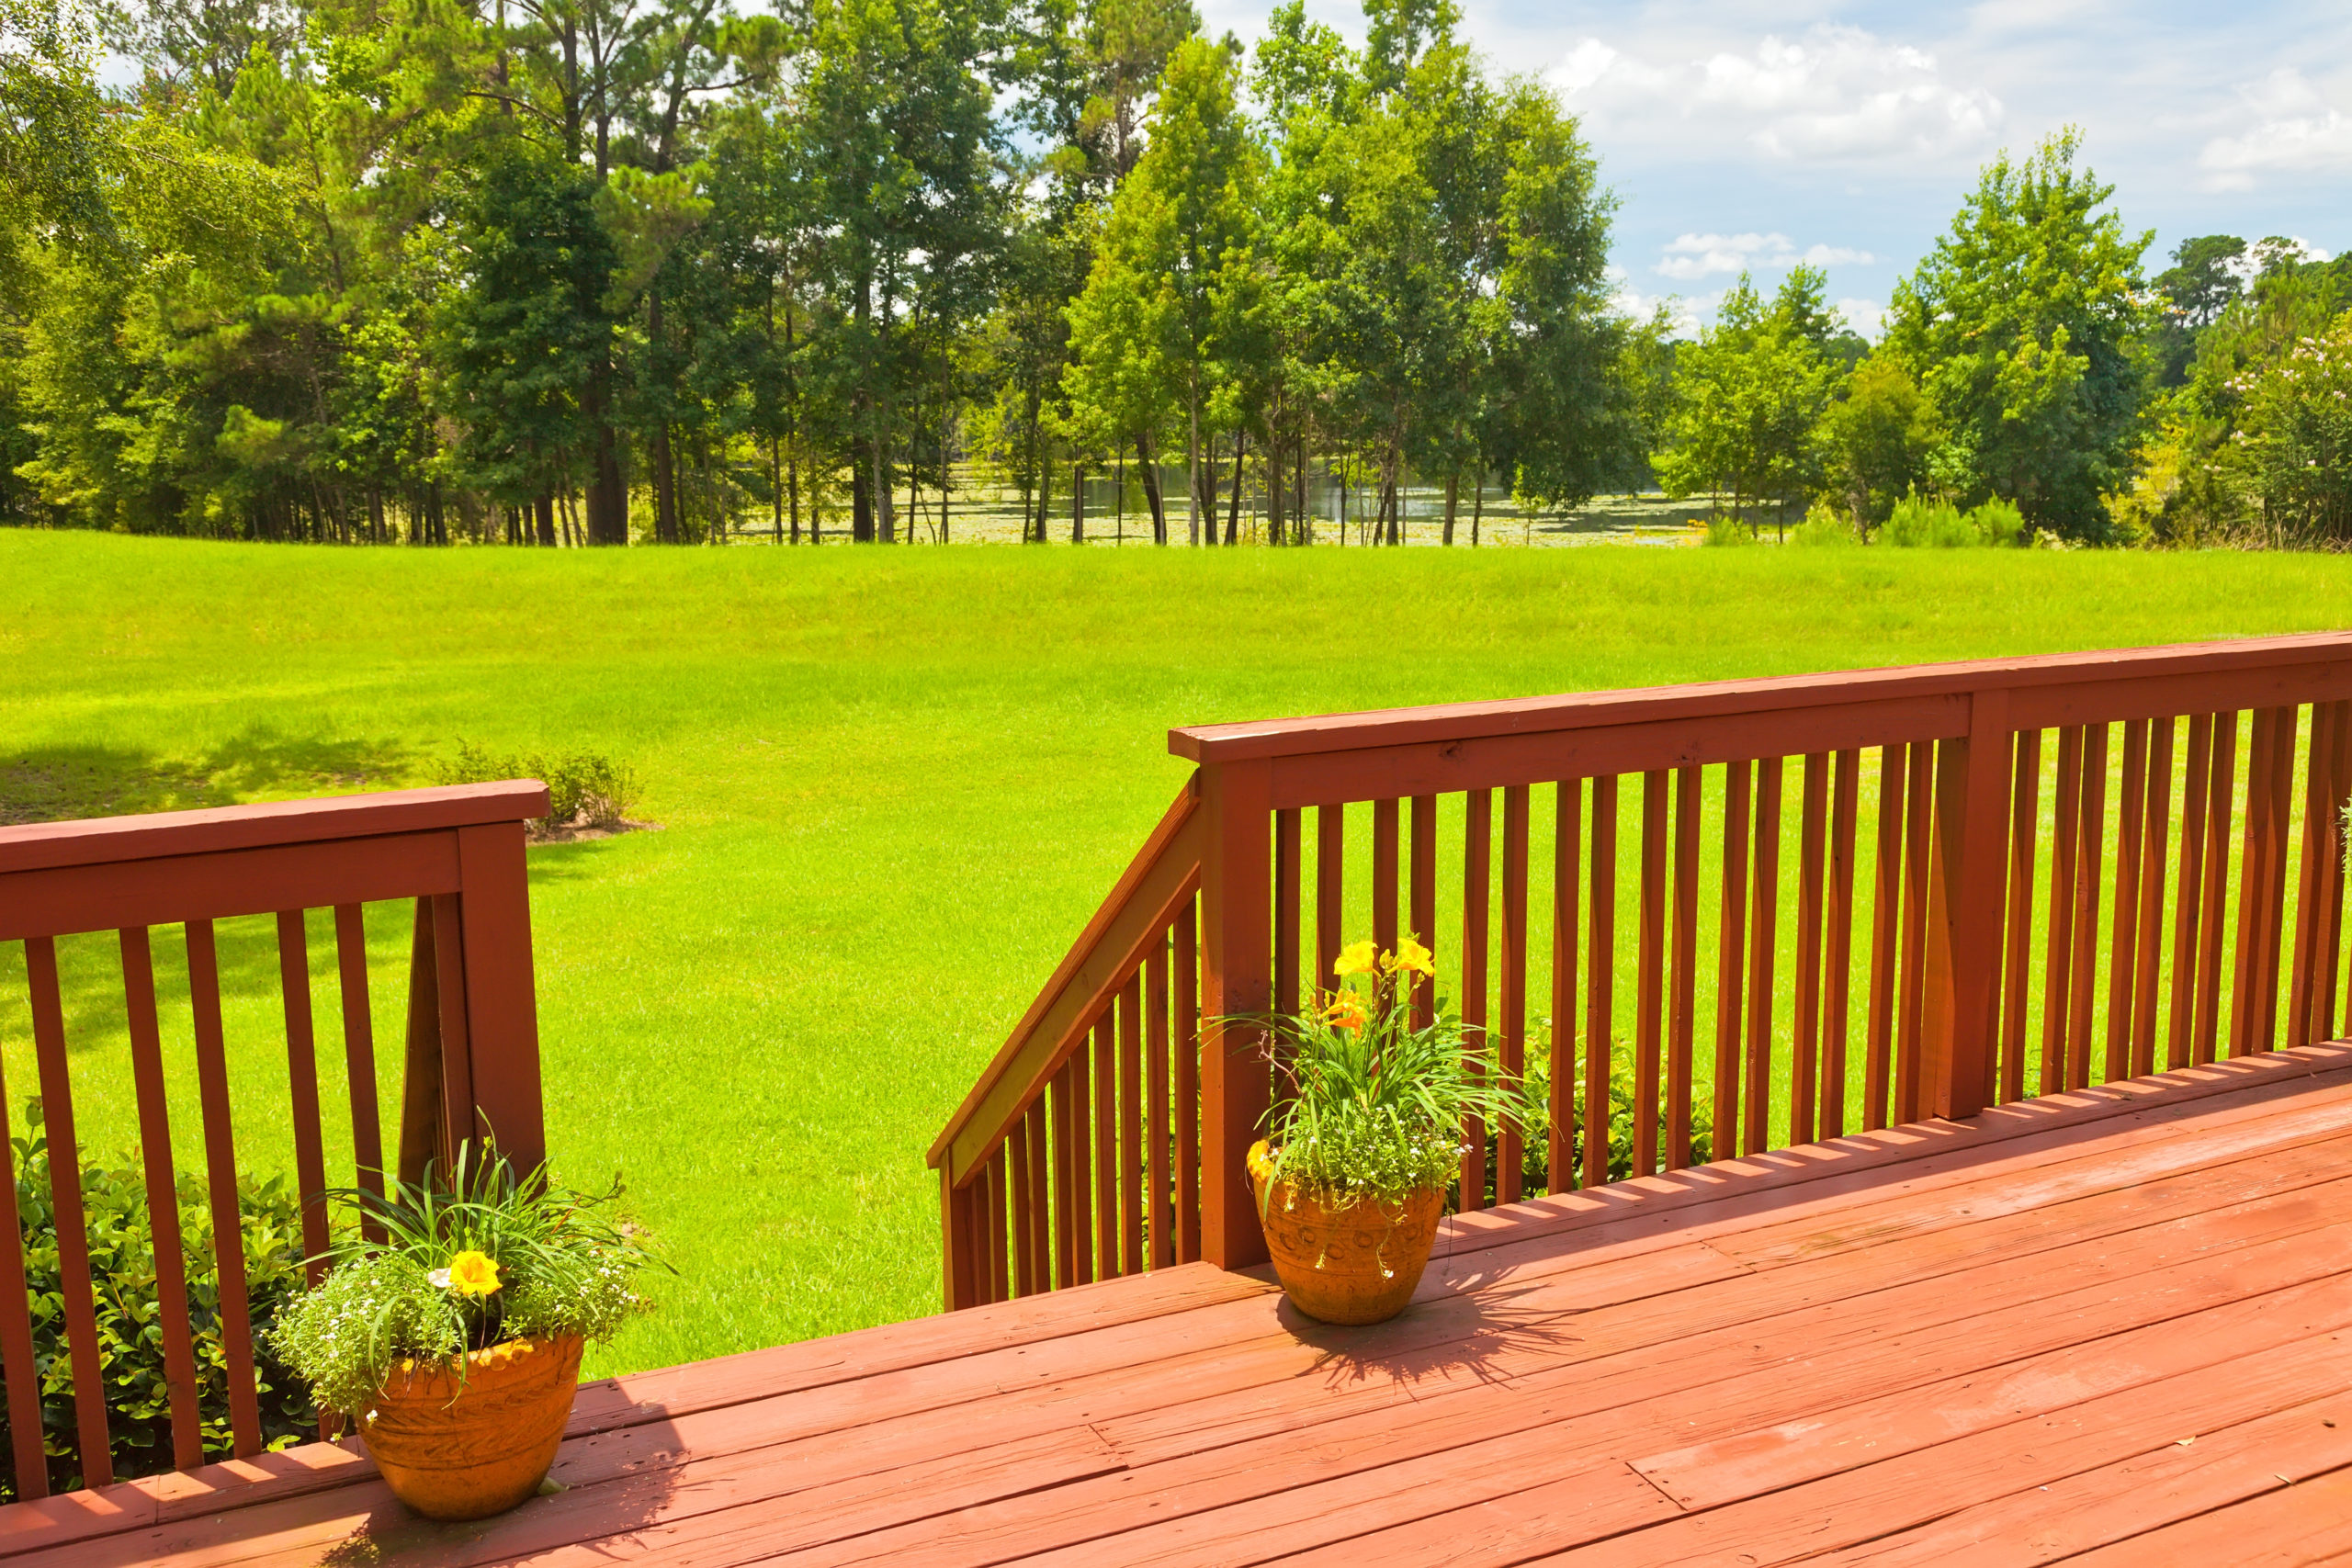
[29,1044,2352,1568]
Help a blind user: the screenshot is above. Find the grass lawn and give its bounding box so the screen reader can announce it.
[4,529,2351,1377]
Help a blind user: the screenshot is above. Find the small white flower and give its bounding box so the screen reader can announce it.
[428,1268,452,1289]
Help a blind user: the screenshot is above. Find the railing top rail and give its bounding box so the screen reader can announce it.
[1168,632,2352,765]
[0,780,552,875]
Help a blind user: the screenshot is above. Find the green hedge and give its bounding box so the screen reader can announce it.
[5,1102,315,1498]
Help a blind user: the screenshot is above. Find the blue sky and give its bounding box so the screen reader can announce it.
[1201,0,2352,336]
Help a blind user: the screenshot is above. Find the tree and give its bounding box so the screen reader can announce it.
[1822,355,1939,530]
[1654,268,1839,536]
[1887,129,2150,539]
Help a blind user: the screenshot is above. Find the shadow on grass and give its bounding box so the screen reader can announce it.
[0,730,415,827]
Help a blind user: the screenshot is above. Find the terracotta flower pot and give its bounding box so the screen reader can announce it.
[1248,1141,1444,1325]
[359,1334,584,1521]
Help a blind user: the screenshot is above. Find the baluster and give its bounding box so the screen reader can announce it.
[332,905,387,1240]
[1411,795,1438,1029]
[2327,702,2352,1041]
[1051,1059,1077,1289]
[1374,798,1400,955]
[2233,708,2295,1055]
[2041,727,2084,1096]
[2195,714,2239,1064]
[1147,938,1172,1270]
[277,910,331,1284]
[121,927,203,1470]
[1119,975,1144,1276]
[1632,772,1668,1177]
[1822,751,1860,1139]
[1274,810,1302,1020]
[187,920,262,1456]
[1460,788,1493,1206]
[1895,739,1933,1122]
[1009,1114,1035,1297]
[1583,776,1618,1190]
[1792,754,1829,1144]
[1550,779,1581,1189]
[2000,730,2041,1103]
[1087,1017,1110,1279]
[2132,719,2175,1076]
[1745,759,1783,1155]
[986,1150,1010,1305]
[1025,1098,1050,1286]
[2168,715,2214,1070]
[2105,720,2149,1082]
[2259,705,2301,1049]
[1666,767,1701,1171]
[0,1058,39,1498]
[1713,761,1753,1154]
[1174,898,1201,1263]
[25,938,111,1485]
[1498,784,1531,1201]
[2065,724,2109,1090]
[1865,744,1907,1130]
[2290,703,2337,1051]
[1315,806,1343,991]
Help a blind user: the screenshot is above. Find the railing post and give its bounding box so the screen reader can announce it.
[1198,760,1272,1271]
[941,1166,979,1311]
[1924,689,2012,1120]
[456,821,548,1175]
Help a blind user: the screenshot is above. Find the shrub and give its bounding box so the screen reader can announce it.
[1966,497,2027,546]
[1791,500,1860,547]
[1481,1046,1717,1203]
[1881,492,1976,547]
[3,1102,314,1499]
[436,743,639,833]
[1702,513,1758,547]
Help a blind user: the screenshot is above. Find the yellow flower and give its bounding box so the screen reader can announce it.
[1334,940,1379,978]
[1393,937,1435,978]
[442,1250,502,1298]
[1322,990,1369,1032]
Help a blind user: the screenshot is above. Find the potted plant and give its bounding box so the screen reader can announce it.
[1247,938,1536,1325]
[272,1145,662,1522]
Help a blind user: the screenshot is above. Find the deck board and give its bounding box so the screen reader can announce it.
[31,1043,2352,1568]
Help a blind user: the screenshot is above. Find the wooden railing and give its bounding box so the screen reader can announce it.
[934,633,2352,1308]
[0,782,548,1498]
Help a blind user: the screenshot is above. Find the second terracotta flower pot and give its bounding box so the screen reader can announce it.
[1249,1141,1443,1325]
[358,1334,583,1521]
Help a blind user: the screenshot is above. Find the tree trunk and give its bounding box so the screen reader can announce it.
[852,442,875,541]
[1035,454,1052,544]
[1266,437,1284,547]
[1442,469,1459,545]
[653,426,682,544]
[1186,396,1201,546]
[1471,470,1483,546]
[1071,461,1085,544]
[583,369,628,544]
[535,491,557,547]
[1138,435,1167,544]
[1226,430,1245,545]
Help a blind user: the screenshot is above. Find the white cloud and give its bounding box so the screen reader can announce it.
[1553,25,2005,166]
[2199,69,2352,190]
[1836,298,1889,339]
[1655,231,1875,280]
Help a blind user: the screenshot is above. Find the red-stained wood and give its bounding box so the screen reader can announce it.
[2131,716,2175,1077]
[1499,784,1531,1201]
[0,1057,42,1500]
[1372,796,1399,957]
[1314,805,1341,997]
[451,821,543,1172]
[1118,976,1144,1277]
[275,910,331,1286]
[2254,703,2301,1049]
[1632,772,1668,1177]
[1025,1099,1050,1287]
[2292,703,2335,1052]
[1823,750,1860,1139]
[2196,712,2240,1065]
[2233,707,2281,1057]
[426,890,473,1168]
[119,927,202,1471]
[330,904,385,1239]
[1410,795,1437,1030]
[1551,780,1581,1190]
[185,920,261,1458]
[2168,714,2215,1072]
[1461,787,1494,1207]
[1008,1115,1035,1298]
[1999,728,2040,1104]
[1091,1015,1114,1280]
[2066,721,2109,1090]
[1072,1031,1096,1285]
[1197,762,1272,1270]
[1925,692,2013,1124]
[2042,726,2085,1096]
[1666,768,1700,1171]
[1714,761,1753,1152]
[2327,700,2352,1040]
[2104,717,2149,1082]
[1745,759,1784,1156]
[1174,898,1201,1265]
[1050,1061,1077,1290]
[1895,738,1933,1122]
[1272,809,1300,1020]
[1866,744,1907,1131]
[1146,942,1172,1272]
[1792,753,1829,1144]
[25,938,112,1488]
[988,1149,1010,1305]
[1583,776,1618,1192]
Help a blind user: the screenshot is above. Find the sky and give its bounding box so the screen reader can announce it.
[1198,0,2352,337]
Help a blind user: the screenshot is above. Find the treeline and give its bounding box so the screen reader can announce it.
[0,0,1653,546]
[1661,132,2352,547]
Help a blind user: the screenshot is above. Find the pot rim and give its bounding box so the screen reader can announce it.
[377,1332,585,1401]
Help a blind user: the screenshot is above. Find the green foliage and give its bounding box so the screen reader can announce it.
[270,1145,662,1417]
[1822,355,1939,527]
[1252,942,1539,1207]
[1495,1047,1715,1201]
[2,1101,313,1499]
[1881,491,2024,547]
[1655,268,1840,533]
[435,743,639,831]
[1791,499,1859,547]
[1702,513,1757,547]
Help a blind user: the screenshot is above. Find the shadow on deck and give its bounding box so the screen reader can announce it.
[23,1043,2352,1567]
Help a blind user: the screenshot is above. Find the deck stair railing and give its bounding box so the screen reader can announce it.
[0,782,548,1498]
[933,633,2352,1309]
